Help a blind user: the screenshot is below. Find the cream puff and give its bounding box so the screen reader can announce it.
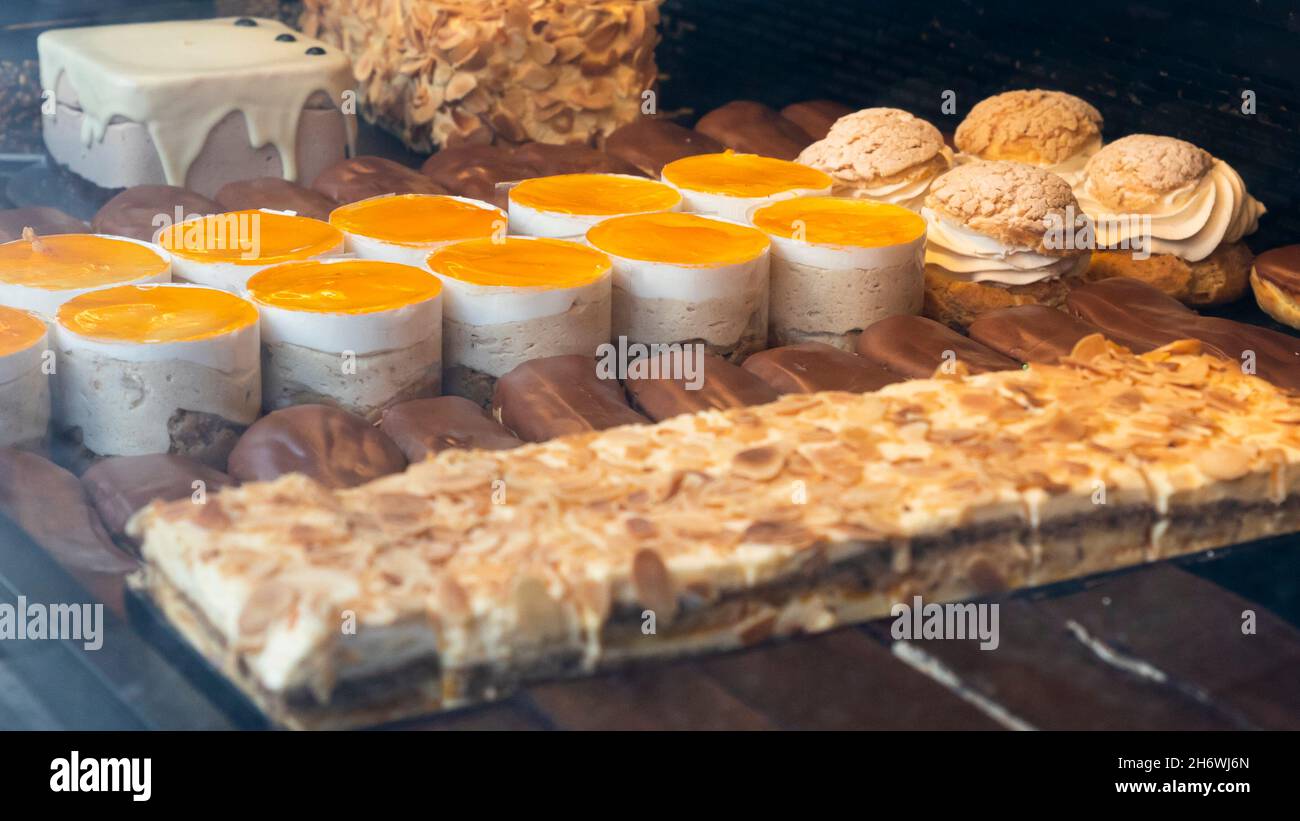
[1075,134,1265,305]
[954,90,1102,187]
[921,161,1091,328]
[795,108,953,210]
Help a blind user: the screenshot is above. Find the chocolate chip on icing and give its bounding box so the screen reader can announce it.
[276,33,297,42]
[306,46,326,55]
[234,18,257,26]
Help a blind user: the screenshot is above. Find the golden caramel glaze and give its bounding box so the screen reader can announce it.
[0,305,45,357]
[329,194,503,246]
[57,284,257,344]
[428,237,611,289]
[0,234,169,290]
[661,151,833,197]
[510,173,681,215]
[157,210,342,265]
[752,196,926,247]
[587,212,770,266]
[247,259,443,315]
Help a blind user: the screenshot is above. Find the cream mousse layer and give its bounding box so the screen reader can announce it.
[0,305,52,449]
[507,173,682,239]
[922,208,1090,286]
[0,233,171,320]
[1075,159,1265,262]
[752,197,927,350]
[246,258,444,421]
[156,209,343,292]
[661,151,833,221]
[427,236,612,405]
[586,211,771,360]
[54,283,260,467]
[329,194,505,268]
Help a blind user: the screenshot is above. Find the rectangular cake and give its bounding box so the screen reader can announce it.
[301,0,663,151]
[130,336,1300,728]
[38,17,355,196]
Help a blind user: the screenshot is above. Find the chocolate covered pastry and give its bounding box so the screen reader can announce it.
[694,100,812,161]
[491,355,648,442]
[227,404,407,488]
[857,314,1018,378]
[742,342,901,394]
[624,351,778,421]
[780,100,853,141]
[214,177,339,222]
[510,143,643,177]
[0,448,137,614]
[420,145,539,208]
[0,206,88,243]
[603,118,724,177]
[968,305,1108,364]
[133,337,1300,727]
[312,156,448,204]
[1067,277,1300,392]
[82,454,234,545]
[380,397,522,462]
[91,185,223,243]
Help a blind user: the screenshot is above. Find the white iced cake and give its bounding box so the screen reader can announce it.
[39,17,356,196]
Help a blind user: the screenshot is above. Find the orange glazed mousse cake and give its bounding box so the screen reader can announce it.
[0,305,51,449]
[329,194,505,269]
[156,209,343,293]
[427,237,612,405]
[53,283,260,468]
[586,212,771,360]
[751,197,927,350]
[0,232,171,320]
[507,173,682,239]
[660,151,832,221]
[246,259,444,420]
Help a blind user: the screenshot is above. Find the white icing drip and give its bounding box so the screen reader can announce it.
[38,18,356,186]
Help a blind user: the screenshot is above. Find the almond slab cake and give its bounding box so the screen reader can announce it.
[129,336,1300,728]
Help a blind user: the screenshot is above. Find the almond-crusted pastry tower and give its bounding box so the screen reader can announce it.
[797,108,953,210]
[954,89,1103,187]
[921,161,1091,328]
[132,337,1300,728]
[301,0,664,151]
[1075,134,1266,306]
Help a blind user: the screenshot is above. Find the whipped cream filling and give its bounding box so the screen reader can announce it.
[845,174,936,212]
[922,208,1089,286]
[1076,159,1265,262]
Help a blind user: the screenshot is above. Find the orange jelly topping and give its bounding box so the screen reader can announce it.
[329,195,503,246]
[587,212,769,266]
[57,284,257,344]
[661,151,833,197]
[0,306,45,357]
[752,197,926,247]
[157,210,342,265]
[247,259,442,314]
[428,237,611,289]
[0,234,168,290]
[510,174,682,215]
